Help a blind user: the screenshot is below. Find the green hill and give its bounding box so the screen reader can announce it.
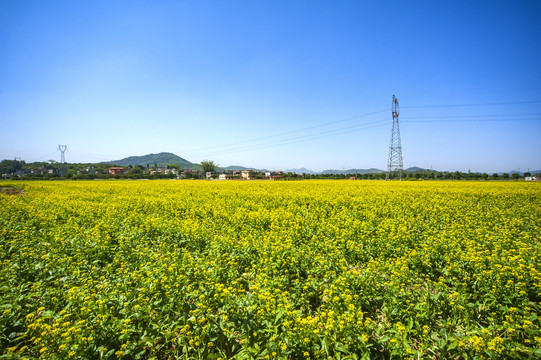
[319,168,383,175]
[107,152,200,169]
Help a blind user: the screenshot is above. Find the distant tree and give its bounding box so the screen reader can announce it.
[492,173,499,179]
[168,163,180,170]
[129,165,144,174]
[502,173,509,180]
[0,159,25,174]
[201,160,217,173]
[524,172,531,178]
[512,173,519,180]
[481,173,489,180]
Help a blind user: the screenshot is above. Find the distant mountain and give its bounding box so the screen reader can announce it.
[107,152,200,169]
[319,168,384,175]
[353,168,385,174]
[222,166,271,172]
[284,168,318,175]
[222,165,251,171]
[404,166,429,173]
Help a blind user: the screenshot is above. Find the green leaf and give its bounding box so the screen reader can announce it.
[274,309,286,324]
[335,342,348,353]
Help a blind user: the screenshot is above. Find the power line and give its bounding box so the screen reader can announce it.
[26,151,59,163]
[402,112,541,123]
[178,108,390,154]
[183,100,540,159]
[69,151,115,162]
[183,100,541,159]
[402,112,541,120]
[186,119,389,158]
[402,100,541,109]
[403,117,541,123]
[185,118,390,158]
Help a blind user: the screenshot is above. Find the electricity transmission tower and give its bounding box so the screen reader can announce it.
[386,95,403,180]
[58,145,68,163]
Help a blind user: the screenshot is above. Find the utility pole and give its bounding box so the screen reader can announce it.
[58,145,68,163]
[386,95,403,180]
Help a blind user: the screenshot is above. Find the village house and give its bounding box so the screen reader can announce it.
[264,171,283,180]
[149,168,178,175]
[241,170,253,180]
[109,167,125,175]
[31,167,48,175]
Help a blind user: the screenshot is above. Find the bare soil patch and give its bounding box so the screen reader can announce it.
[0,185,26,195]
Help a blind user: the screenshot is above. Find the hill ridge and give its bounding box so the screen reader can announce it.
[107,152,199,169]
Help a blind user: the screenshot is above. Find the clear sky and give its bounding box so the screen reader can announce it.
[1,0,540,173]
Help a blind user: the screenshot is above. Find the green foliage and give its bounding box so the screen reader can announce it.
[201,160,217,174]
[0,159,25,174]
[128,165,145,174]
[1,181,540,359]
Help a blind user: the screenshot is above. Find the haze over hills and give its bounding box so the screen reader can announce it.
[104,152,541,175]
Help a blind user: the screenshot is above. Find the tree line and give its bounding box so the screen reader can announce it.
[0,159,533,181]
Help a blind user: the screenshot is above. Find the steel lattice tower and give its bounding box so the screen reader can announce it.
[386,95,403,180]
[58,145,68,163]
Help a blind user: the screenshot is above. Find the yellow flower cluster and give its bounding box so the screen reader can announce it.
[0,180,540,358]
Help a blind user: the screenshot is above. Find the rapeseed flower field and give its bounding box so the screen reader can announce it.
[1,180,540,359]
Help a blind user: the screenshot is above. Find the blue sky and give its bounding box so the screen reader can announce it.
[1,0,540,173]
